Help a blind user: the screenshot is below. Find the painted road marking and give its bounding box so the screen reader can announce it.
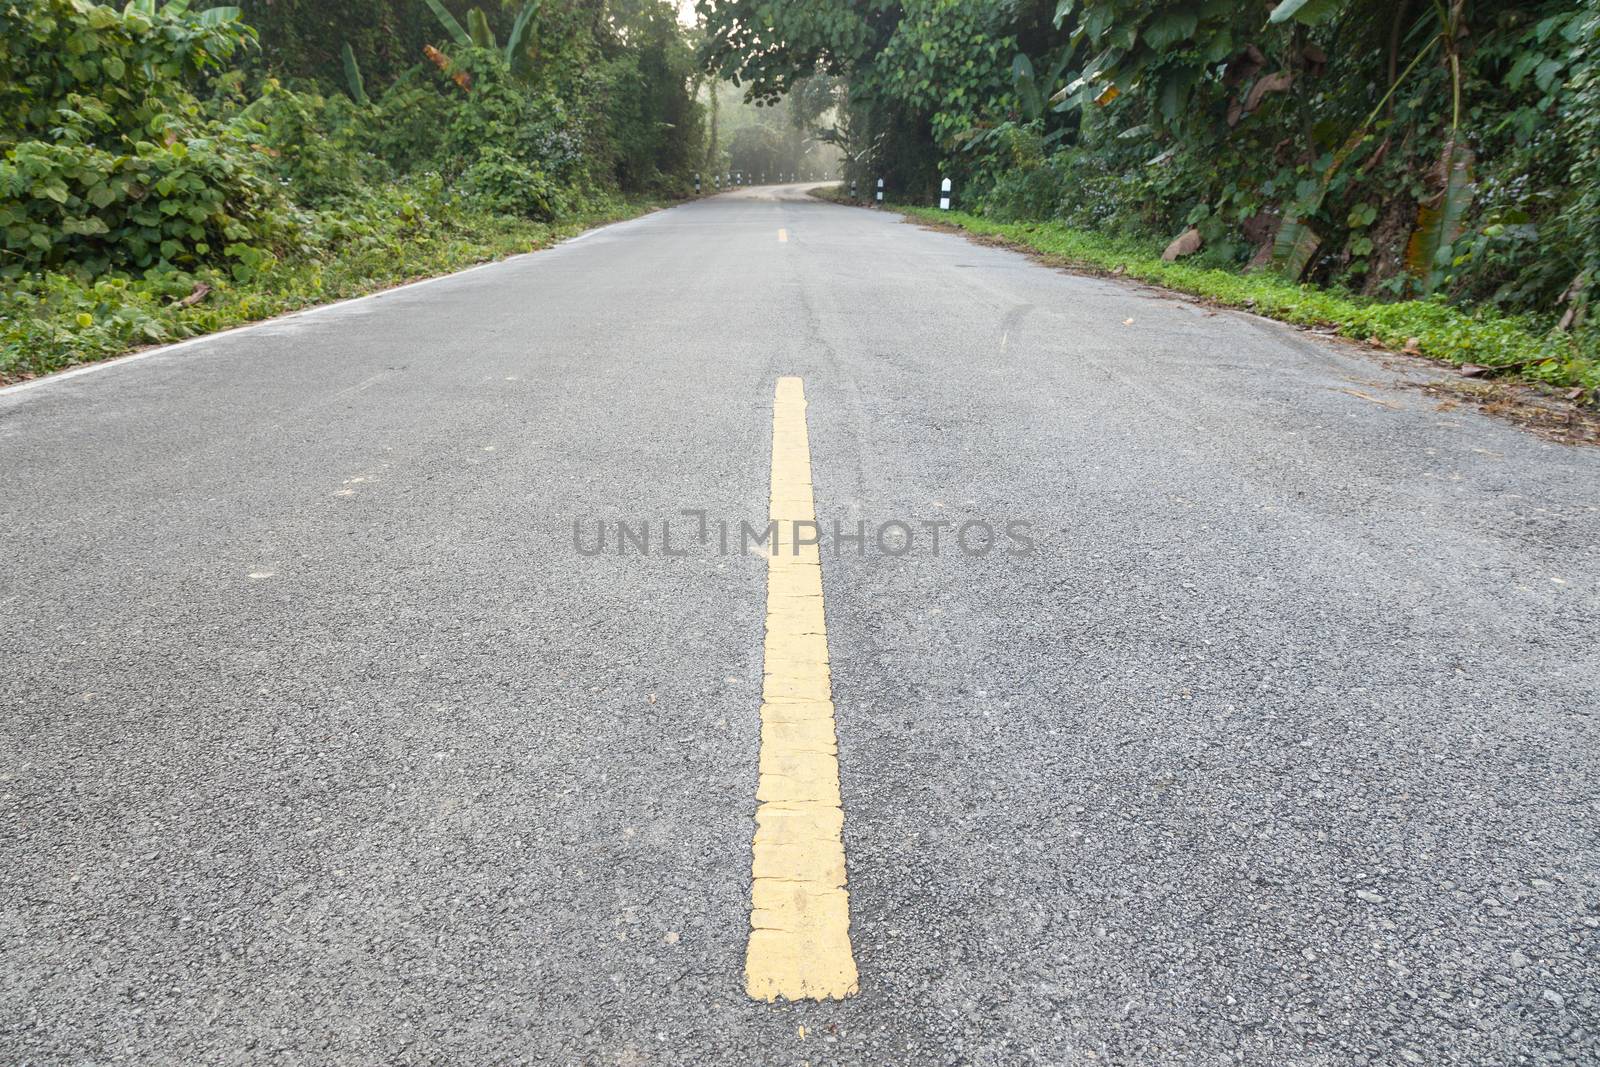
[778,228,789,243]
[746,376,858,1002]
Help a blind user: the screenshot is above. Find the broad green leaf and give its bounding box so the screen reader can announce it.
[1404,144,1475,293]
[341,42,369,105]
[195,6,242,27]
[422,0,471,47]
[505,0,540,75]
[1506,52,1539,90]
[1143,10,1198,50]
[1533,57,1564,93]
[1271,217,1320,278]
[466,8,497,49]
[1157,66,1199,122]
[1268,0,1342,25]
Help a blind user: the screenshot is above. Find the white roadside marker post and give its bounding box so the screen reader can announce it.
[940,177,951,210]
[875,178,884,204]
[850,179,857,199]
[695,173,701,195]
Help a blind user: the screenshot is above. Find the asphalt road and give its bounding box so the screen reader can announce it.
[3,184,1598,1065]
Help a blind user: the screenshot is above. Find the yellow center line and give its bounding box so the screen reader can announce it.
[745,376,858,1003]
[778,228,788,243]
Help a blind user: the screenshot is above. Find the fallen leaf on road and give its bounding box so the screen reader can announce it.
[1402,337,1422,354]
[1122,317,1135,326]
[1338,388,1401,410]
[1460,363,1491,378]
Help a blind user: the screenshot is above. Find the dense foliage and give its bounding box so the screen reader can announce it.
[2,0,704,378]
[701,0,1600,348]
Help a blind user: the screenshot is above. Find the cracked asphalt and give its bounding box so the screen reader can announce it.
[2,184,1598,1065]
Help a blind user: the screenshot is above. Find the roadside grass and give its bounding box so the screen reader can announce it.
[897,206,1600,396]
[808,183,851,205]
[1,195,666,385]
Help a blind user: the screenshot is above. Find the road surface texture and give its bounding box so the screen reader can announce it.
[3,185,1598,1065]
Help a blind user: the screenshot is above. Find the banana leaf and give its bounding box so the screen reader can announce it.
[1271,217,1321,279]
[423,0,471,47]
[341,42,369,106]
[1404,143,1475,294]
[1269,0,1343,25]
[505,1,540,76]
[195,5,240,26]
[467,8,497,49]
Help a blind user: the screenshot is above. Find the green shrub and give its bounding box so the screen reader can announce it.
[460,148,562,219]
[0,0,249,142]
[0,0,705,382]
[0,118,299,280]
[0,0,296,280]
[1,185,663,382]
[241,82,378,207]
